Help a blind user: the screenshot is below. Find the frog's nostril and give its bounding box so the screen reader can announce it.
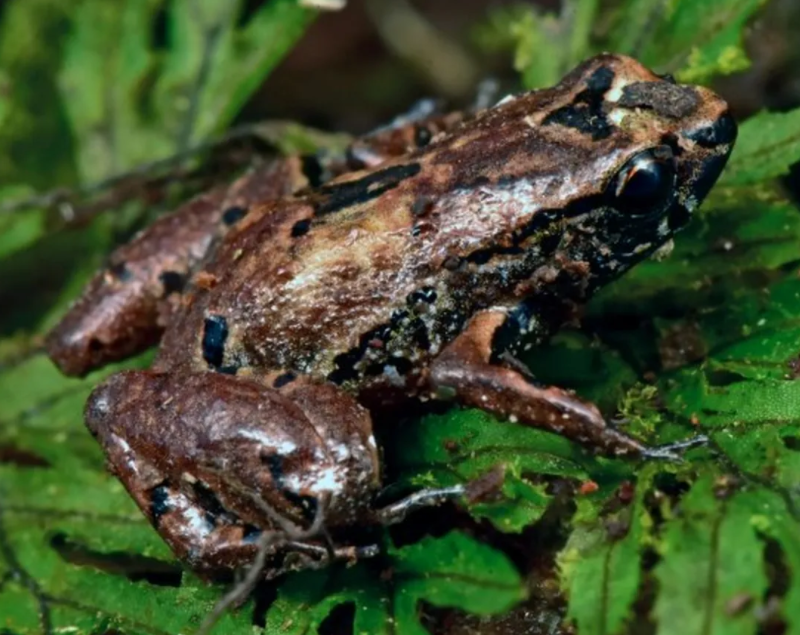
[685,111,737,148]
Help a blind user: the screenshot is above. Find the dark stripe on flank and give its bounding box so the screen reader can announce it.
[300,154,325,188]
[314,163,421,216]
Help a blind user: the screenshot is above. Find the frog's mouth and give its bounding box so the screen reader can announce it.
[660,110,736,234]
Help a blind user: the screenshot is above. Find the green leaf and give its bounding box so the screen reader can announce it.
[265,532,525,635]
[59,0,315,183]
[386,407,611,533]
[719,108,800,186]
[633,0,765,82]
[392,532,525,625]
[559,470,651,635]
[654,478,769,635]
[469,473,552,533]
[747,489,800,632]
[477,2,599,90]
[0,0,77,189]
[265,566,390,635]
[661,275,800,426]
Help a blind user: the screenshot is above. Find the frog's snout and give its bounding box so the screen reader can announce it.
[682,108,738,203]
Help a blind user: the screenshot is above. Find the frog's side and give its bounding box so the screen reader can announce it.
[46,54,735,578]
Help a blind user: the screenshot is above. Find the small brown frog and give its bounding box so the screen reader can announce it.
[46,54,736,579]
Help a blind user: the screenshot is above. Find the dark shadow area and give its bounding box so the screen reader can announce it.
[50,532,182,586]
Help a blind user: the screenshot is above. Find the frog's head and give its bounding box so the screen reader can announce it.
[451,53,736,305]
[526,53,737,291]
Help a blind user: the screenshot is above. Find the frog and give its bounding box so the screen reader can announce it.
[45,54,736,580]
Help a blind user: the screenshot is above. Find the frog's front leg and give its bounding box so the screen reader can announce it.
[84,369,381,578]
[428,310,702,459]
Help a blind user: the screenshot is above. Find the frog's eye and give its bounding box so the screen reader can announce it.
[609,146,676,215]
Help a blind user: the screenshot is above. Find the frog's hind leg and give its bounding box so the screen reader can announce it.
[428,310,705,459]
[45,158,308,377]
[84,369,381,580]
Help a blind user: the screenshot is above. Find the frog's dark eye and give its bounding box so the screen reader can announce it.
[609,146,676,215]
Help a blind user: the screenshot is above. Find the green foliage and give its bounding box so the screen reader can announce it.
[59,0,314,183]
[3,1,800,634]
[266,533,524,635]
[721,109,800,185]
[559,468,654,635]
[483,0,765,88]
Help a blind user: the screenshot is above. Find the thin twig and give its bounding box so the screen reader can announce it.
[0,120,343,220]
[194,496,329,635]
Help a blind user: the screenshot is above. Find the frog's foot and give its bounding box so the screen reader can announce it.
[195,504,379,635]
[640,435,709,461]
[374,485,466,525]
[429,310,662,459]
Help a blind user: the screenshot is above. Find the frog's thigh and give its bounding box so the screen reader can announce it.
[428,310,647,457]
[84,369,290,576]
[85,369,379,577]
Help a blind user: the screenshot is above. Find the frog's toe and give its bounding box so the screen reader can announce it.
[640,434,709,461]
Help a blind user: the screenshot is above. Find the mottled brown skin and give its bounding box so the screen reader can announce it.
[46,54,736,578]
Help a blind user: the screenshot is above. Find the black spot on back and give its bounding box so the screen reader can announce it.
[291,218,311,237]
[202,315,228,369]
[222,205,248,226]
[108,261,133,282]
[150,485,171,525]
[387,356,413,375]
[411,195,435,217]
[262,452,318,522]
[314,163,421,216]
[190,480,230,525]
[273,372,296,388]
[408,317,431,350]
[328,348,363,384]
[282,492,319,522]
[159,270,185,296]
[543,66,615,140]
[263,453,285,486]
[490,301,535,363]
[437,309,465,339]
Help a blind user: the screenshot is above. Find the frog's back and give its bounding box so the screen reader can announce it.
[157,53,734,389]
